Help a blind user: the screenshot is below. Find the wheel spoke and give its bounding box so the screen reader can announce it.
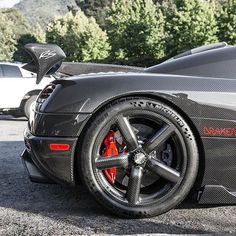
[143,124,175,154]
[95,153,129,170]
[147,158,181,183]
[126,166,143,205]
[117,116,139,150]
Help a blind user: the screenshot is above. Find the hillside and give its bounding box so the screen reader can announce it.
[14,0,78,28]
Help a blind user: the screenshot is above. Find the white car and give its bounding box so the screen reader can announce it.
[0,62,53,118]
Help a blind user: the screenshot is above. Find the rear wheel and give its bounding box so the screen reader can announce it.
[24,95,37,119]
[79,98,199,218]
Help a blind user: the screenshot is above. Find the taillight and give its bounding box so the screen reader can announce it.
[37,84,56,103]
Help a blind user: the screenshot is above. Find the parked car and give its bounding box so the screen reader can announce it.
[0,62,53,118]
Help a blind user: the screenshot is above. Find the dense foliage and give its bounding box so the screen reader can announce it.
[0,0,235,66]
[46,10,110,62]
[0,8,46,62]
[74,0,111,28]
[164,0,219,57]
[217,0,236,45]
[106,0,165,66]
[0,10,16,61]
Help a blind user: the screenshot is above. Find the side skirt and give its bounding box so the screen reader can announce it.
[198,185,236,204]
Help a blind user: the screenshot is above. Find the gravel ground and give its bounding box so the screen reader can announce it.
[0,115,236,235]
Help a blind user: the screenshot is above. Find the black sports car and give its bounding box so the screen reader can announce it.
[22,42,236,218]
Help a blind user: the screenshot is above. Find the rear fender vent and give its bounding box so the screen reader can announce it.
[37,84,56,103]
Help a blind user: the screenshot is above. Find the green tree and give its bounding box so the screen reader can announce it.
[164,0,219,57]
[34,23,46,43]
[12,23,45,62]
[46,10,110,62]
[0,8,30,39]
[106,0,165,66]
[0,8,43,62]
[217,0,236,45]
[75,0,112,28]
[0,11,16,61]
[13,34,38,62]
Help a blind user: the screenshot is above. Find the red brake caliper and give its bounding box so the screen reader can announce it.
[103,131,118,184]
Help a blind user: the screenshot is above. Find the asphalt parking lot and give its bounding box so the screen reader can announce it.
[0,115,236,235]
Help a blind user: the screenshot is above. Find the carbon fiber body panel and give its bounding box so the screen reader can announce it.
[198,185,236,204]
[24,44,236,204]
[24,129,78,185]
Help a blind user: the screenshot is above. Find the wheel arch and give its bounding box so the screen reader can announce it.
[75,92,205,191]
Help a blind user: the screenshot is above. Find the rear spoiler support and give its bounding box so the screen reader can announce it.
[22,43,66,84]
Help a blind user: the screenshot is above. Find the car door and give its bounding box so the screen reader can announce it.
[0,64,36,109]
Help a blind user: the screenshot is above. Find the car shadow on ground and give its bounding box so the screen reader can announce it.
[0,140,224,234]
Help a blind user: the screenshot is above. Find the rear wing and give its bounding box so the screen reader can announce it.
[22,43,66,84]
[22,43,144,84]
[58,62,143,76]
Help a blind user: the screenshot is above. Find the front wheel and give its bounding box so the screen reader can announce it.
[79,98,199,218]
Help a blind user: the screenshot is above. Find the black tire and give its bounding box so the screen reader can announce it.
[79,97,199,218]
[24,95,37,119]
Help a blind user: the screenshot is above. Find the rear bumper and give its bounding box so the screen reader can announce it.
[23,128,78,185]
[21,149,54,183]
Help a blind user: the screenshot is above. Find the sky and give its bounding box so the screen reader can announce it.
[0,0,20,8]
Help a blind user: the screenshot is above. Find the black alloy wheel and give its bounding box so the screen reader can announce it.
[79,97,199,218]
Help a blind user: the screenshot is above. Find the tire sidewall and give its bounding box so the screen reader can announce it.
[79,98,199,218]
[24,95,37,119]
